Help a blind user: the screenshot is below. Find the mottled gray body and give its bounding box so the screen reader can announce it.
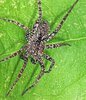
[27,21,49,58]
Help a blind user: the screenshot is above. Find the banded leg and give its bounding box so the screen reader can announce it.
[21,60,45,96]
[31,0,42,34]
[0,50,20,63]
[37,0,42,22]
[6,55,28,96]
[0,18,29,31]
[20,53,36,64]
[44,0,79,41]
[43,54,55,73]
[45,43,70,49]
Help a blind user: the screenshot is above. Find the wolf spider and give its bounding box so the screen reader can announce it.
[0,0,79,96]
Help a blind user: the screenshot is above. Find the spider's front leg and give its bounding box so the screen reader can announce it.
[6,54,28,96]
[44,0,79,41]
[37,0,42,22]
[0,18,29,31]
[45,42,71,49]
[31,0,43,34]
[21,58,45,96]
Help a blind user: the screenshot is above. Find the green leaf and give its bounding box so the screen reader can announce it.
[0,0,86,100]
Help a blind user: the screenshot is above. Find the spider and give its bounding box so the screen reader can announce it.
[0,0,79,96]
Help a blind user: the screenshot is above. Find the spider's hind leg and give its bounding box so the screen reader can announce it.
[6,54,28,96]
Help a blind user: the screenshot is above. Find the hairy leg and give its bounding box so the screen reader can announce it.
[45,43,70,49]
[44,0,79,41]
[20,54,37,64]
[31,0,43,35]
[0,18,29,31]
[6,54,28,96]
[31,0,43,34]
[43,54,55,73]
[0,45,27,63]
[0,50,20,63]
[37,0,42,22]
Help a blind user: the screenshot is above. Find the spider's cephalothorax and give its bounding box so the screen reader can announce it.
[0,0,79,96]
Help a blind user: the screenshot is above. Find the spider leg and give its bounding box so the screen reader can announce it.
[37,0,42,22]
[43,54,55,73]
[44,0,79,41]
[31,0,42,34]
[45,43,71,49]
[0,18,29,31]
[6,54,28,96]
[21,59,45,96]
[20,54,36,65]
[20,54,25,60]
[0,50,20,63]
[25,31,31,42]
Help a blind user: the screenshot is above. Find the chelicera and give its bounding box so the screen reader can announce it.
[0,0,79,96]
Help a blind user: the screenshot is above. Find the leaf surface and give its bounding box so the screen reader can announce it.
[0,0,86,100]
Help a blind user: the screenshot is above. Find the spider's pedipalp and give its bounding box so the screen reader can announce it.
[45,0,79,41]
[45,43,71,49]
[0,50,20,63]
[0,18,29,31]
[6,55,28,96]
[31,20,39,34]
[25,31,31,42]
